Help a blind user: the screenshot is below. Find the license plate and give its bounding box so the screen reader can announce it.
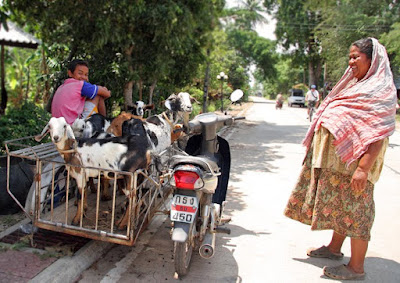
[170,195,198,223]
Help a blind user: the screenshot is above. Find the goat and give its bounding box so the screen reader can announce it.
[71,118,86,138]
[35,116,151,229]
[107,92,192,143]
[77,113,115,200]
[82,113,113,138]
[127,101,154,117]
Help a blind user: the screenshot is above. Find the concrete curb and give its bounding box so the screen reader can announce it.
[30,240,114,283]
[30,212,169,283]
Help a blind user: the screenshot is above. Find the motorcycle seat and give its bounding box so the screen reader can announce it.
[170,155,220,175]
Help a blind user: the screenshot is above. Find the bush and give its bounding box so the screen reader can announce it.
[0,102,51,155]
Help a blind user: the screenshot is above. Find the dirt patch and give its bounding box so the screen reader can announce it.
[226,101,253,117]
[0,212,26,234]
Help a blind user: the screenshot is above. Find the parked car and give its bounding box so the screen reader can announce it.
[288,89,305,107]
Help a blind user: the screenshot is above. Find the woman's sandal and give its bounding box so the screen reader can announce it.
[323,264,365,280]
[307,245,344,260]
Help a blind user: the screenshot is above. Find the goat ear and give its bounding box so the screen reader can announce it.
[66,125,76,140]
[164,100,172,110]
[165,93,177,110]
[190,95,200,104]
[145,104,155,110]
[35,123,49,142]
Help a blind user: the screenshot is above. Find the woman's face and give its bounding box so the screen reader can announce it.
[349,45,372,80]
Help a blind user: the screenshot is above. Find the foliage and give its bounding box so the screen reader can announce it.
[227,0,268,30]
[0,102,50,155]
[5,0,225,111]
[381,22,400,71]
[259,55,304,97]
[227,29,277,79]
[263,0,323,87]
[306,0,400,83]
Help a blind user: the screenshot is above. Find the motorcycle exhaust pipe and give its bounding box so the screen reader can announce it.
[199,232,216,259]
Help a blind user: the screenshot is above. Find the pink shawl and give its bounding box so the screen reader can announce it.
[303,38,397,166]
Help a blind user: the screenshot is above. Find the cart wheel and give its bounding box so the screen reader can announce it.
[174,239,194,277]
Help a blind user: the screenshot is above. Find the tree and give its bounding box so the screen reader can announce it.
[227,0,269,30]
[264,0,323,88]
[227,29,277,80]
[307,0,400,83]
[6,0,224,111]
[381,22,400,72]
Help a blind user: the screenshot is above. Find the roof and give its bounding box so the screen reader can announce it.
[0,22,39,49]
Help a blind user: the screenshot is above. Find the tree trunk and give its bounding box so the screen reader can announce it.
[148,80,157,104]
[41,46,50,104]
[308,61,315,87]
[1,45,7,114]
[123,81,134,110]
[123,45,134,110]
[308,60,322,88]
[138,79,143,101]
[25,67,30,102]
[148,80,157,116]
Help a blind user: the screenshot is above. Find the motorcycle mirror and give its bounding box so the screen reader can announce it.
[230,89,243,103]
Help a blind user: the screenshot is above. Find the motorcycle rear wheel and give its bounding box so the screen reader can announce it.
[174,240,194,277]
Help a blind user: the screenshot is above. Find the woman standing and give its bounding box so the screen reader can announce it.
[284,38,397,280]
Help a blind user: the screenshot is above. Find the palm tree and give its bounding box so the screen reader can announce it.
[235,0,268,30]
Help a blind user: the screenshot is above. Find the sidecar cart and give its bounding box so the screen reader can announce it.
[4,136,173,246]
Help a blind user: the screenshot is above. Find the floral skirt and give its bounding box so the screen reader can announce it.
[284,156,375,241]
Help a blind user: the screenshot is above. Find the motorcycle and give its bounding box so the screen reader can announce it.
[275,99,283,109]
[168,91,244,277]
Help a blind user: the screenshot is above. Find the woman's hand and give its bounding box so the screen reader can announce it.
[351,167,368,191]
[351,139,384,191]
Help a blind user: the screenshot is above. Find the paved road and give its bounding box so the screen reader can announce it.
[77,96,400,282]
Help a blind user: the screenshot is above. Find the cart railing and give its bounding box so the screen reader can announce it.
[5,137,174,246]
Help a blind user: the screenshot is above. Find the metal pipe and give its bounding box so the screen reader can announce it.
[199,232,215,259]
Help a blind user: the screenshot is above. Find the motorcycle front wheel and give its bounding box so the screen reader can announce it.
[174,239,194,277]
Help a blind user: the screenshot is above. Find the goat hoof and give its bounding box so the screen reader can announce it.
[115,220,125,230]
[117,223,127,230]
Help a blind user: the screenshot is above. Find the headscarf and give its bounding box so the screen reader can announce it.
[303,38,397,166]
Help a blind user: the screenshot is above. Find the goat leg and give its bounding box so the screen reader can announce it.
[100,176,111,201]
[88,177,97,193]
[72,187,88,226]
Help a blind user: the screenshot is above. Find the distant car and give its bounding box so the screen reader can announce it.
[288,89,305,107]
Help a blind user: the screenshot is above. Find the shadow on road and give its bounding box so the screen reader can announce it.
[293,256,400,281]
[228,119,308,177]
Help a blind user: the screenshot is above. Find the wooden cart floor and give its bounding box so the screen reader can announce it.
[37,189,131,236]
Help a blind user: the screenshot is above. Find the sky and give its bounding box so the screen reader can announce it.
[225,0,276,40]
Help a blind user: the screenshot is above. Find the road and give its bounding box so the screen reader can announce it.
[77,96,400,282]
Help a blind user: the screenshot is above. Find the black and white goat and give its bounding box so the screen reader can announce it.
[82,113,113,138]
[127,100,154,117]
[35,116,151,228]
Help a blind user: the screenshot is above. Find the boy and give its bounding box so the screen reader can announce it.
[51,59,111,125]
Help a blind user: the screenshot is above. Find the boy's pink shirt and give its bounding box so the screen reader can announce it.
[51,78,86,124]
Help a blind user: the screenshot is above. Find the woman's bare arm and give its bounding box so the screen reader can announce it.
[351,139,384,190]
